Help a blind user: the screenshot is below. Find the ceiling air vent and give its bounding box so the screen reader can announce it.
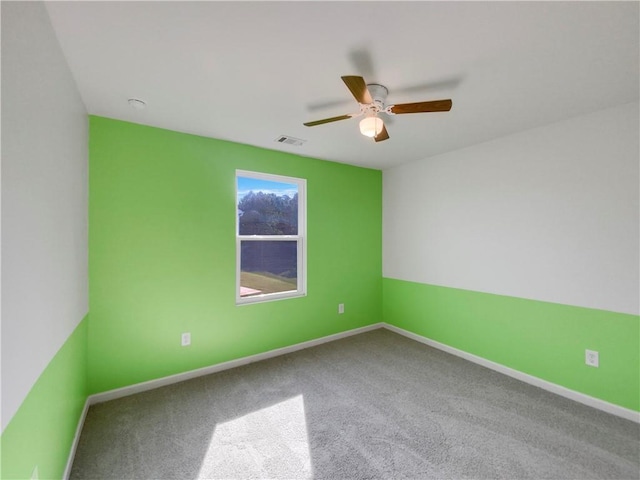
[275,135,306,147]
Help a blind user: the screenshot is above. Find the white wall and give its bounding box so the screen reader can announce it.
[1,1,88,431]
[383,102,639,316]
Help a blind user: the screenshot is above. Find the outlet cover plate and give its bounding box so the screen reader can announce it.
[585,349,599,367]
[181,332,191,347]
[338,303,344,314]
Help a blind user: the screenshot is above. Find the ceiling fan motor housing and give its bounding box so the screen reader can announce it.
[365,83,389,113]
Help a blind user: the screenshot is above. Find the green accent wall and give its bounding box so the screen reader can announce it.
[88,116,382,394]
[383,277,640,411]
[0,317,88,480]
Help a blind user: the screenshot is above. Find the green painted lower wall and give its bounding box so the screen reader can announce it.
[88,116,382,394]
[1,317,88,480]
[383,277,640,411]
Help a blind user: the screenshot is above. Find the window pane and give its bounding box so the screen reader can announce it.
[240,241,297,297]
[237,177,298,235]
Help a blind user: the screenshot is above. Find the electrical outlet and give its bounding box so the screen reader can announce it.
[338,303,344,314]
[181,332,191,347]
[585,349,599,367]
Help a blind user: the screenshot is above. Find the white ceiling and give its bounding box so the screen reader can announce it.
[45,1,639,170]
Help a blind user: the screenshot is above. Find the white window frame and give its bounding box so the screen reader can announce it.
[236,170,307,305]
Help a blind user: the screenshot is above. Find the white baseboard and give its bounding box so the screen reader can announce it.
[89,323,384,405]
[63,397,90,479]
[382,323,640,423]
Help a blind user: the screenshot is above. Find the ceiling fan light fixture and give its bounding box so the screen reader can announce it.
[359,116,384,138]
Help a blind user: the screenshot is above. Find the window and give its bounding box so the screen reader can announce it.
[236,170,306,304]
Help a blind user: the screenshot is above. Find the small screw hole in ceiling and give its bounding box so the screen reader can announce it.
[128,98,146,110]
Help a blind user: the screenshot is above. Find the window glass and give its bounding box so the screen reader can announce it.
[240,240,298,297]
[237,178,298,235]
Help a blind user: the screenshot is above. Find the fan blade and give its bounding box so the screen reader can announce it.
[374,125,389,142]
[389,99,452,114]
[341,76,373,104]
[303,114,352,127]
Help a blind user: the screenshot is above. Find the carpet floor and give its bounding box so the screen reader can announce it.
[70,329,639,479]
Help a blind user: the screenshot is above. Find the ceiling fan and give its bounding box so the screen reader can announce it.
[304,76,452,142]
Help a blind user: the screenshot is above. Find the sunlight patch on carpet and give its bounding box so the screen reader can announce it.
[196,394,312,479]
